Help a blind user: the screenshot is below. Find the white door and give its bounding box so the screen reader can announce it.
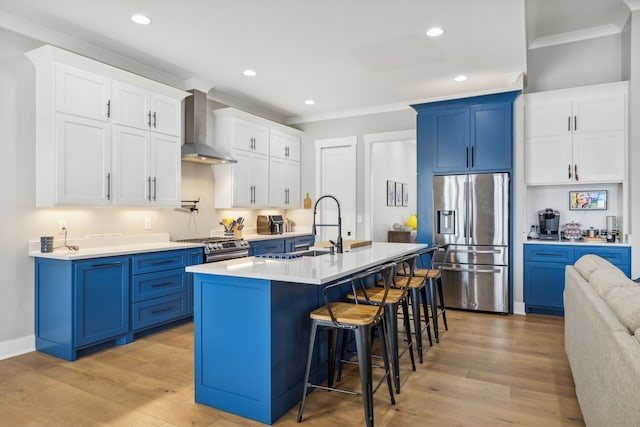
[55,64,111,122]
[111,81,150,130]
[150,133,181,207]
[315,137,357,244]
[269,156,287,208]
[150,94,182,136]
[55,113,111,206]
[112,125,149,206]
[285,160,300,208]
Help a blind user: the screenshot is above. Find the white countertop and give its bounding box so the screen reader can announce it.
[186,242,428,285]
[28,233,203,260]
[524,239,631,247]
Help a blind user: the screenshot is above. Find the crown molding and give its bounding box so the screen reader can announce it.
[529,24,621,49]
[625,0,640,11]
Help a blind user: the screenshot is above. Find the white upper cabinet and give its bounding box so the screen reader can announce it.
[27,45,188,208]
[212,108,303,209]
[112,81,182,136]
[269,129,301,208]
[55,64,111,122]
[525,82,627,185]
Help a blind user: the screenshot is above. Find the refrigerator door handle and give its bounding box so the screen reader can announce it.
[468,179,474,239]
[463,181,469,238]
[453,249,502,254]
[440,266,501,274]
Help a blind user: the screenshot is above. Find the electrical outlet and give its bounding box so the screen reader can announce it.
[144,218,152,230]
[58,219,68,233]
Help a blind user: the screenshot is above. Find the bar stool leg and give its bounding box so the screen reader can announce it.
[409,288,424,362]
[400,298,416,371]
[426,277,440,343]
[327,328,338,388]
[384,302,400,393]
[354,325,374,427]
[298,320,319,422]
[378,319,396,406]
[437,275,448,331]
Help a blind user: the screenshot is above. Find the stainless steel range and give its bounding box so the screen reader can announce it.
[175,237,250,263]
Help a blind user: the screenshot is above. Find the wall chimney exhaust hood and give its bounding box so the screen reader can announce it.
[181,89,237,164]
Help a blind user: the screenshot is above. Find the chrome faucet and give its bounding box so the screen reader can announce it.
[312,194,343,254]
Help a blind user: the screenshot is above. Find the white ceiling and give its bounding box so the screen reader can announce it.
[0,0,632,123]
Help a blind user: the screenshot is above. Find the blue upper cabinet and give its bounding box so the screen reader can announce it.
[413,91,520,244]
[414,91,519,175]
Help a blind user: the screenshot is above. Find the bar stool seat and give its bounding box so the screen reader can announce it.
[298,263,397,427]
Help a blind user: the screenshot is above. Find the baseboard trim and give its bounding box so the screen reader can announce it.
[0,335,35,360]
[513,301,526,315]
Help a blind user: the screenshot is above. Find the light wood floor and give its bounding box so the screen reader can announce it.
[0,311,584,426]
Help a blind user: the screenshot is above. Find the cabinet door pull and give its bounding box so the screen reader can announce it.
[147,177,152,201]
[106,100,111,118]
[471,146,475,167]
[466,147,469,168]
[152,112,157,128]
[536,253,562,257]
[147,111,152,127]
[574,116,577,131]
[568,164,572,179]
[153,177,157,201]
[106,172,111,200]
[151,281,174,288]
[151,306,175,315]
[91,261,121,268]
[151,260,175,266]
[568,116,571,131]
[574,165,579,181]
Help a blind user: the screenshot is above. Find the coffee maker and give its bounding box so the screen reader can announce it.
[538,208,560,240]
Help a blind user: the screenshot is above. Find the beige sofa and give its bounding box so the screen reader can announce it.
[564,254,640,427]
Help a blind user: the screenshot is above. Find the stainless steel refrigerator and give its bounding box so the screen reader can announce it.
[431,173,509,313]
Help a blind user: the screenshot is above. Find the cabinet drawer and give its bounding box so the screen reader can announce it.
[250,239,285,256]
[131,250,187,274]
[131,268,186,302]
[524,245,573,263]
[573,246,631,275]
[131,293,187,331]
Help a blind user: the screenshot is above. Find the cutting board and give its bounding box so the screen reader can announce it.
[315,239,372,250]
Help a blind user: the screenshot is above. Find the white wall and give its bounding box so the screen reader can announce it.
[371,141,416,242]
[526,34,623,93]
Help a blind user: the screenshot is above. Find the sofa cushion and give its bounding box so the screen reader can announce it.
[635,328,640,345]
[589,267,632,299]
[574,254,616,281]
[605,286,640,332]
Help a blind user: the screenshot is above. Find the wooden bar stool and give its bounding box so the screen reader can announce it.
[400,247,448,343]
[297,263,396,427]
[346,255,416,394]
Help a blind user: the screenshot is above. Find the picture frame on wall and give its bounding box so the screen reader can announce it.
[395,182,403,206]
[569,190,607,210]
[402,183,409,207]
[387,180,395,206]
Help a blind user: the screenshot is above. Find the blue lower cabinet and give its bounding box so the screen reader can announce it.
[524,244,631,315]
[35,248,202,361]
[35,256,130,361]
[249,238,286,256]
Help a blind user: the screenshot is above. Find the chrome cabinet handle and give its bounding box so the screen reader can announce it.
[106,100,111,118]
[153,177,157,201]
[153,112,157,128]
[151,306,175,315]
[574,165,579,181]
[90,261,121,268]
[574,116,577,131]
[106,172,111,200]
[147,111,152,127]
[568,164,572,179]
[568,116,571,131]
[147,177,152,201]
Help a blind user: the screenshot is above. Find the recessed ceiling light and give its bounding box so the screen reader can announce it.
[426,27,445,37]
[131,14,151,25]
[454,75,468,82]
[304,99,315,105]
[243,69,257,77]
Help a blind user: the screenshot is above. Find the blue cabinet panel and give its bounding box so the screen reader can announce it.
[523,244,631,315]
[131,268,187,303]
[131,250,187,275]
[432,109,469,172]
[74,257,129,347]
[187,249,203,315]
[471,103,512,171]
[132,293,188,331]
[249,239,286,256]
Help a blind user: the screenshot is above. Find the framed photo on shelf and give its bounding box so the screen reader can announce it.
[387,180,395,206]
[402,183,409,206]
[395,182,403,206]
[569,190,607,210]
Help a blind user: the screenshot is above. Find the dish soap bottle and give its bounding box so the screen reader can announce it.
[303,193,312,209]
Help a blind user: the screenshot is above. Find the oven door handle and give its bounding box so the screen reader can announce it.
[206,250,249,262]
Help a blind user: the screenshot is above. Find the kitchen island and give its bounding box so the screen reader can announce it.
[186,242,426,424]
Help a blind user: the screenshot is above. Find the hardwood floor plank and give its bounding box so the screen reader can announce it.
[0,311,584,426]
